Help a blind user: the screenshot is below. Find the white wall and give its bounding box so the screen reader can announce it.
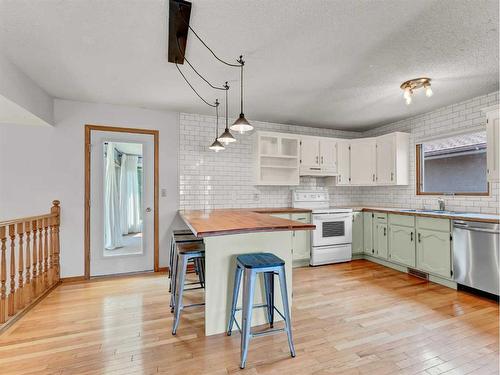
[0,99,180,277]
[0,53,53,125]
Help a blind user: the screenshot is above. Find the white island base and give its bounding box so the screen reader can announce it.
[203,231,293,336]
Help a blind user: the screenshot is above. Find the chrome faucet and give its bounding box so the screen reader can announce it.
[438,198,445,211]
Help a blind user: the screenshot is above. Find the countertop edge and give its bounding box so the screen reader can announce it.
[360,208,499,224]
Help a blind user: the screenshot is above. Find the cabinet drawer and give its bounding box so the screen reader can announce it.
[416,217,450,232]
[389,214,415,228]
[291,213,310,223]
[270,213,291,220]
[374,212,387,223]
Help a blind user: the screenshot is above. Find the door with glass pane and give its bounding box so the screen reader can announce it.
[90,130,154,276]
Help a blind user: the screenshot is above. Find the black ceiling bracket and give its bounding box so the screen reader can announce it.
[168,0,191,64]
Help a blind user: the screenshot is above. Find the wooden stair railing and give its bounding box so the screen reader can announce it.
[0,200,60,330]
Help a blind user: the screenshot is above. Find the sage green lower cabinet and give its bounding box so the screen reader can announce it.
[363,212,373,255]
[388,224,415,267]
[291,213,311,262]
[374,222,388,259]
[416,228,452,279]
[352,211,364,255]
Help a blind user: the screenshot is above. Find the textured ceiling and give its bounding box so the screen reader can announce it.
[0,0,498,130]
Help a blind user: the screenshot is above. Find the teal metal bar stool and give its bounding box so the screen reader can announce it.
[171,241,205,335]
[227,252,295,369]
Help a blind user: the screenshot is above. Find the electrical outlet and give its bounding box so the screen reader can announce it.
[253,193,260,201]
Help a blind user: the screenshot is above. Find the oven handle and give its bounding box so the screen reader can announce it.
[313,214,352,221]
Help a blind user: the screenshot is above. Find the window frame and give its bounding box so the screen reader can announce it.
[415,143,490,196]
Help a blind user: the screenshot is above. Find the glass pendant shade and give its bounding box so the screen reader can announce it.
[209,138,225,152]
[231,113,254,133]
[218,128,236,144]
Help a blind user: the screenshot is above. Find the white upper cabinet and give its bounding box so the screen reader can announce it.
[299,136,338,176]
[254,131,300,186]
[337,140,351,185]
[376,132,409,185]
[320,138,337,174]
[483,105,500,182]
[350,138,377,185]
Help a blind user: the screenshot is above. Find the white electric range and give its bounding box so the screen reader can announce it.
[292,190,353,266]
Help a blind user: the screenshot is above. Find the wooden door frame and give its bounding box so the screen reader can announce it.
[84,124,159,279]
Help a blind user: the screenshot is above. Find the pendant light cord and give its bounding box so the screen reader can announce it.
[225,82,229,128]
[175,62,218,107]
[176,37,227,91]
[215,99,220,136]
[179,6,243,68]
[238,56,244,113]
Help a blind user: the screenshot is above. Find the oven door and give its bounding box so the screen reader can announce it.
[312,213,352,247]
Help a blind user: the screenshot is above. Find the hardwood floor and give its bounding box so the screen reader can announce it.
[0,260,498,375]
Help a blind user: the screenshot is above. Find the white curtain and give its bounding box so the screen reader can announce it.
[119,154,142,234]
[104,142,123,250]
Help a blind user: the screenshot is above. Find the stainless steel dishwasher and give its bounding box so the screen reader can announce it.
[453,220,499,296]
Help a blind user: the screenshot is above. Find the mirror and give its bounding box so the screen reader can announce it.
[103,141,144,256]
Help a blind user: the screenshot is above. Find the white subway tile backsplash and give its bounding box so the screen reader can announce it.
[179,92,499,214]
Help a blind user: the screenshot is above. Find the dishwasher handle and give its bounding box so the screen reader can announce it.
[454,222,500,234]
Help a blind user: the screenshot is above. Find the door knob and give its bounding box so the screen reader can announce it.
[145,207,152,213]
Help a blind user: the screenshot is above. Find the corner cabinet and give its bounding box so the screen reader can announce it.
[254,131,300,185]
[483,105,500,182]
[335,132,410,187]
[299,136,337,176]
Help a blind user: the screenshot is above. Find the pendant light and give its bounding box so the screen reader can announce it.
[218,82,236,144]
[209,100,225,152]
[230,56,254,133]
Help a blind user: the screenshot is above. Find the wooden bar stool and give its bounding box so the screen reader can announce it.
[171,242,205,335]
[227,252,295,369]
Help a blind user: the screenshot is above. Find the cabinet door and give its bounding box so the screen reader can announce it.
[363,212,373,254]
[291,213,310,261]
[352,212,364,254]
[337,141,351,185]
[350,138,376,185]
[388,225,415,267]
[486,114,500,182]
[375,223,388,259]
[320,138,337,172]
[376,134,395,184]
[416,229,451,278]
[300,138,320,168]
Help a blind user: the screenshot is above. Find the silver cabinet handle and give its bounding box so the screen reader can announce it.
[410,231,413,242]
[383,227,386,236]
[418,232,421,243]
[339,175,341,182]
[316,156,319,164]
[391,172,394,181]
[372,174,375,182]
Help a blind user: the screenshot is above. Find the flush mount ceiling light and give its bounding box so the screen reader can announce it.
[168,0,253,151]
[400,77,433,105]
[209,99,225,152]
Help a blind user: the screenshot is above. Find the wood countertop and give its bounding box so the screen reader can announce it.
[179,209,315,237]
[352,207,500,224]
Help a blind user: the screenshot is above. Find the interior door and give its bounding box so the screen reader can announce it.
[300,138,320,168]
[350,138,376,185]
[336,141,351,185]
[376,134,395,184]
[90,130,155,276]
[320,138,337,172]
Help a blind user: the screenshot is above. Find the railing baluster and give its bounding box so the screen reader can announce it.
[0,226,6,324]
[48,217,54,286]
[38,219,43,296]
[16,223,24,311]
[31,220,38,299]
[43,218,49,291]
[8,224,16,316]
[51,201,61,284]
[24,221,32,305]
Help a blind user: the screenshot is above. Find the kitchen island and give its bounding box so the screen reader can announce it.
[179,208,315,336]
